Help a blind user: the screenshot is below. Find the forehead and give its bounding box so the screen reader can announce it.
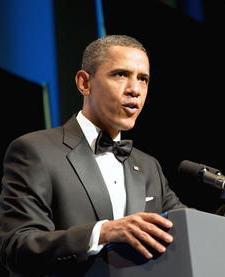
[101,45,150,73]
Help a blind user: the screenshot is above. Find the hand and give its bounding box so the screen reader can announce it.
[99,212,173,259]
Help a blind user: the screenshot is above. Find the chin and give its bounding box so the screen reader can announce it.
[119,121,136,131]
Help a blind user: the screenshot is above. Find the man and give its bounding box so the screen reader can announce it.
[0,35,185,276]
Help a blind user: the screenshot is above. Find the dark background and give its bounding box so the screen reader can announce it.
[0,68,46,178]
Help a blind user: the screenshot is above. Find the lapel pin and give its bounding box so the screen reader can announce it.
[133,165,139,171]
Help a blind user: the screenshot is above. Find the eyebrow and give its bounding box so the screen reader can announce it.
[110,68,150,78]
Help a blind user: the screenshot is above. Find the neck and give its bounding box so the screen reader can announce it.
[81,110,120,139]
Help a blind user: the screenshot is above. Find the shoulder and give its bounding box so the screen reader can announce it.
[2,127,62,162]
[3,114,79,159]
[131,146,164,175]
[7,114,78,149]
[10,126,62,147]
[131,146,159,165]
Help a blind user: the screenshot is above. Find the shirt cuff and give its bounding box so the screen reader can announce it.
[87,220,108,256]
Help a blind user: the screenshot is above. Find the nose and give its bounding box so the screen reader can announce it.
[124,79,141,97]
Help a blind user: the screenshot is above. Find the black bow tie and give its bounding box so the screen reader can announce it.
[95,131,133,163]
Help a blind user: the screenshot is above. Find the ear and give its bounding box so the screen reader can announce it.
[75,70,91,96]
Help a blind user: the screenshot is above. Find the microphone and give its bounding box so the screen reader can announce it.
[178,160,225,191]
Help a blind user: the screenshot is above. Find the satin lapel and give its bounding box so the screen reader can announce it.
[67,143,114,220]
[124,155,146,215]
[64,116,113,220]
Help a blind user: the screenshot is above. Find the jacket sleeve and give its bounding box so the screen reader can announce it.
[0,137,95,275]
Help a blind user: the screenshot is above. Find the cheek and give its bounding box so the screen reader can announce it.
[141,91,148,105]
[91,80,122,113]
[93,91,117,115]
[101,88,121,107]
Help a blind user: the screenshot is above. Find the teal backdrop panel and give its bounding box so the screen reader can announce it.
[0,0,59,127]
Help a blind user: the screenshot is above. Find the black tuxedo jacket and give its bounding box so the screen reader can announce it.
[0,115,185,276]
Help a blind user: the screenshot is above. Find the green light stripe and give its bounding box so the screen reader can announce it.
[160,0,177,8]
[42,83,52,129]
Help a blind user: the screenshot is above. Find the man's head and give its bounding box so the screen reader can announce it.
[75,35,150,138]
[81,35,149,76]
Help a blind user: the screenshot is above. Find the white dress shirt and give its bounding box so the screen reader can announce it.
[76,111,127,254]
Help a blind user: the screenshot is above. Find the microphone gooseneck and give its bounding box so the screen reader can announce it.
[178,160,225,191]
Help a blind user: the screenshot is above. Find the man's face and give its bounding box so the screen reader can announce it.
[83,45,150,137]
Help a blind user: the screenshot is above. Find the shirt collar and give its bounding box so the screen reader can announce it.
[76,111,121,152]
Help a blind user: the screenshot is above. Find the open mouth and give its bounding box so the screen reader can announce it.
[122,103,139,115]
[122,103,138,109]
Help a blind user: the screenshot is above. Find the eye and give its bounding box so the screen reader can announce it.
[113,70,128,78]
[138,75,149,84]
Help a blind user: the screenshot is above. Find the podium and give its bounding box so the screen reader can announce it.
[84,208,225,277]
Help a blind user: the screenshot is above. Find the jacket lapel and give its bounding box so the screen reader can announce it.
[124,155,146,215]
[63,116,114,221]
